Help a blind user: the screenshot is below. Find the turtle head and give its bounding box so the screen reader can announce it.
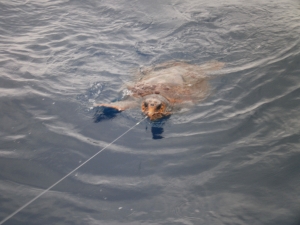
[141,95,171,120]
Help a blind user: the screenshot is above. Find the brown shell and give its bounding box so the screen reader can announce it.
[127,61,224,104]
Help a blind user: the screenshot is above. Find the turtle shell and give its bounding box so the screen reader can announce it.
[128,61,223,104]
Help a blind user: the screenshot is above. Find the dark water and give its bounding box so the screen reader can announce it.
[1,0,300,224]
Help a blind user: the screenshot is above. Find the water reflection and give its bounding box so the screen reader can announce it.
[151,126,164,139]
[146,116,170,139]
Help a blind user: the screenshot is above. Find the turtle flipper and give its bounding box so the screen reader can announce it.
[93,100,139,123]
[93,100,139,111]
[93,103,125,111]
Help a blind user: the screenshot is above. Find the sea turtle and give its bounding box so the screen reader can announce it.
[94,61,224,120]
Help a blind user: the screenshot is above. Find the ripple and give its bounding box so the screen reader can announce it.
[0,0,300,224]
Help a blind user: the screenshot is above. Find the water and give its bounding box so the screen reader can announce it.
[0,0,300,224]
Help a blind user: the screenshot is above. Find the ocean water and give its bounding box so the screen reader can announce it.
[0,0,300,224]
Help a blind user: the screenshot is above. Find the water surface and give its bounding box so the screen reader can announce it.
[0,0,300,224]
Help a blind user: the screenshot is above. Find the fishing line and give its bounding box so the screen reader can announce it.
[0,116,147,225]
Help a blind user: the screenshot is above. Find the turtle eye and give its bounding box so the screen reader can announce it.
[144,102,148,107]
[156,104,161,110]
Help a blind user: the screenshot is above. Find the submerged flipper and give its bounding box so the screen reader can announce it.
[93,96,140,122]
[93,106,121,123]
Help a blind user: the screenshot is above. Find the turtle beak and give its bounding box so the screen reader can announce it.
[147,106,156,118]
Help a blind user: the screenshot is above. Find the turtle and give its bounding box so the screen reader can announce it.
[94,61,224,120]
